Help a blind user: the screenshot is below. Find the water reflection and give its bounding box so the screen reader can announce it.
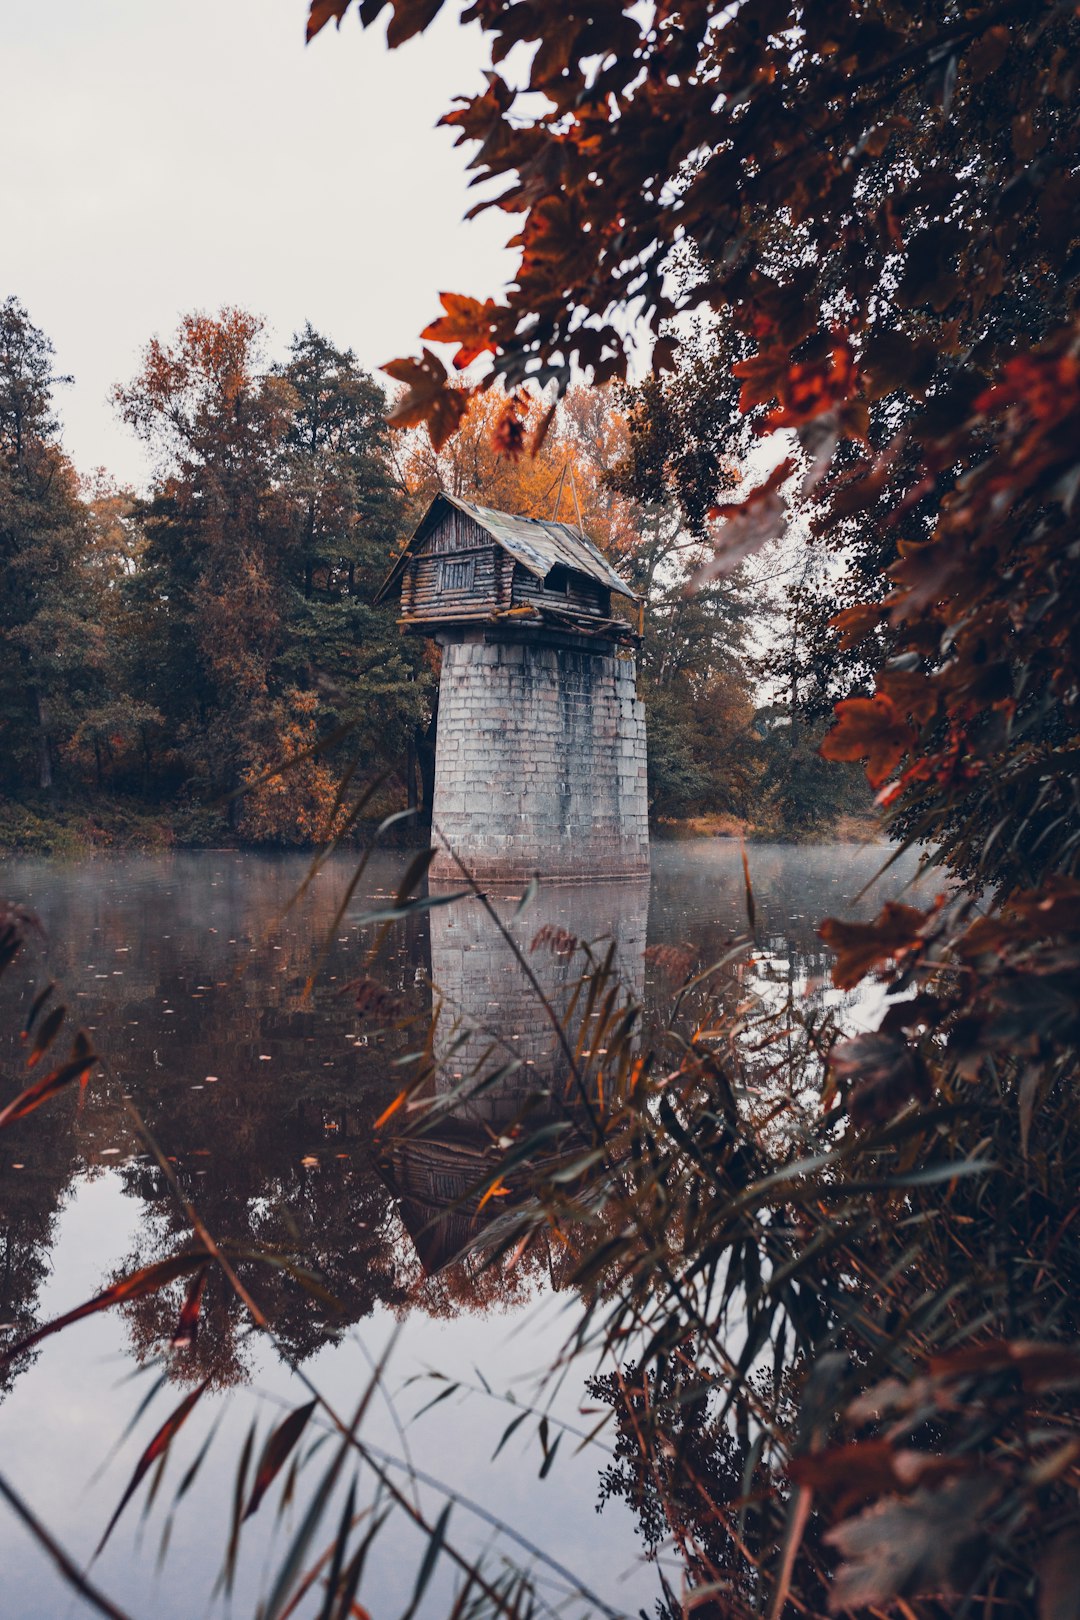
[383,880,649,1275]
[0,842,935,1402]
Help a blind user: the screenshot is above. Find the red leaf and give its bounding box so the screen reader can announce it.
[0,1049,98,1131]
[243,1400,318,1520]
[171,1265,209,1350]
[0,1251,211,1364]
[97,1378,211,1554]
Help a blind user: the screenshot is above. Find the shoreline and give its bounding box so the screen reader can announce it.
[0,802,888,858]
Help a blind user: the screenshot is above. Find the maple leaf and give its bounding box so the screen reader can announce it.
[767,338,859,430]
[421,292,508,370]
[384,349,471,450]
[731,347,789,411]
[819,900,931,990]
[819,693,914,788]
[875,667,939,725]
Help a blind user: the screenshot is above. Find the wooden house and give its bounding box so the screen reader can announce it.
[376,491,641,640]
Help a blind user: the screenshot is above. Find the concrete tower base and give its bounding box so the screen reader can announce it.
[430,626,649,883]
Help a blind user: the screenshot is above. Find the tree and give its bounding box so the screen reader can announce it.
[273,325,433,824]
[0,297,107,801]
[115,309,297,825]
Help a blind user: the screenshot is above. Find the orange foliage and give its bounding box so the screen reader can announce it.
[395,381,641,562]
[237,690,341,846]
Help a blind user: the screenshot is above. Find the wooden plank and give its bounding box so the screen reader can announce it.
[419,511,490,555]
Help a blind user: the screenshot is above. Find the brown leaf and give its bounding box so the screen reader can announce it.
[788,1442,953,1512]
[830,603,885,650]
[421,292,508,370]
[928,1340,1080,1392]
[384,349,471,450]
[828,1032,932,1128]
[491,391,529,459]
[819,694,914,788]
[306,1,351,42]
[875,668,938,726]
[819,901,929,989]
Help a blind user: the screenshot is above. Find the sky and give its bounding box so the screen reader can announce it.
[2,0,516,487]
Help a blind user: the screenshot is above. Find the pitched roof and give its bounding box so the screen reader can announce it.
[376,491,639,603]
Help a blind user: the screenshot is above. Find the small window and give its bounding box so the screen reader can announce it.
[439,558,475,593]
[545,565,572,596]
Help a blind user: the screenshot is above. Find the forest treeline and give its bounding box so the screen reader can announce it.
[0,296,868,852]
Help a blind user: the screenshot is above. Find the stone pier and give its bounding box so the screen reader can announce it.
[430,626,649,883]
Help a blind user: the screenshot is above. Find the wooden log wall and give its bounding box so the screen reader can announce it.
[511,563,610,617]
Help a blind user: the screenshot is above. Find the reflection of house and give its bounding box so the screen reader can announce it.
[381,880,649,1275]
[376,493,649,881]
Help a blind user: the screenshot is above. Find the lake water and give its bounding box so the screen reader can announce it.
[0,841,936,1620]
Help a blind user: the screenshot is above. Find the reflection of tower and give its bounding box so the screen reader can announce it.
[383,880,649,1274]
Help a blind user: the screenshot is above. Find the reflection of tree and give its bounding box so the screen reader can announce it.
[110,977,426,1386]
[0,1157,68,1397]
[0,936,130,1398]
[587,1353,816,1620]
[116,1157,412,1386]
[0,854,435,1394]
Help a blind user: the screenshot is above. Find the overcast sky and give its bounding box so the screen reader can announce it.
[3,0,515,486]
